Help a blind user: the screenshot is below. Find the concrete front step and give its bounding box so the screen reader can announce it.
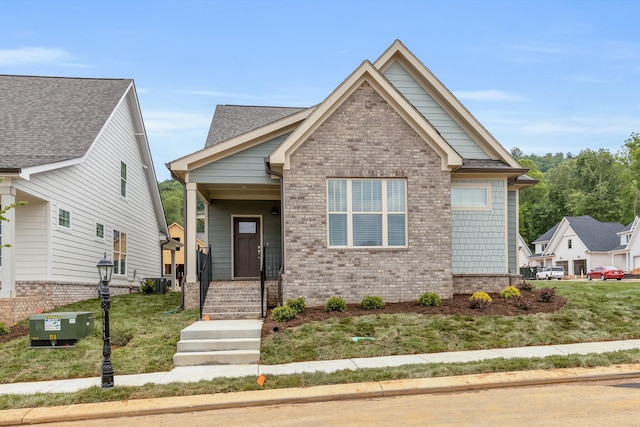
[206,312,263,320]
[173,320,263,367]
[173,349,260,366]
[177,337,260,352]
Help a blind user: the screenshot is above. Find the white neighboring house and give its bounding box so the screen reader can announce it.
[0,75,178,324]
[610,216,640,272]
[518,233,532,267]
[530,215,627,277]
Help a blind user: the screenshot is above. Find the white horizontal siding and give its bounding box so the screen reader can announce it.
[14,94,162,285]
[384,62,489,160]
[15,200,48,280]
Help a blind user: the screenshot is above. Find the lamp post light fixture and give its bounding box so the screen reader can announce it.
[97,253,114,389]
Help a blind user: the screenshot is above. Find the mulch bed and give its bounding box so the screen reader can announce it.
[0,325,29,344]
[262,289,565,338]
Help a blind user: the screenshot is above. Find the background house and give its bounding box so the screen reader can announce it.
[530,215,627,277]
[169,40,536,316]
[162,222,202,290]
[0,75,176,324]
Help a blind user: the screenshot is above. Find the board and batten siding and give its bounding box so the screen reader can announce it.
[208,200,281,280]
[452,180,506,273]
[14,197,48,280]
[13,93,162,285]
[190,134,289,184]
[383,61,489,160]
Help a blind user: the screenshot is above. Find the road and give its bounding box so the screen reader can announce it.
[46,378,640,426]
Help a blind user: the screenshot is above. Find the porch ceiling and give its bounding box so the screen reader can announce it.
[197,183,281,201]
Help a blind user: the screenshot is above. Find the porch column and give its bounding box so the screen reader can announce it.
[184,182,198,283]
[170,250,177,291]
[0,186,16,298]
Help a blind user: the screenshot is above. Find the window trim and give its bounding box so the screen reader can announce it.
[113,229,127,276]
[327,178,407,248]
[451,183,492,211]
[58,208,71,229]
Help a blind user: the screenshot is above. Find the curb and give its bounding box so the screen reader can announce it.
[3,364,640,425]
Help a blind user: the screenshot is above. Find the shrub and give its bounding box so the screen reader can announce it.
[271,305,297,322]
[469,292,492,309]
[286,297,306,314]
[539,287,556,303]
[518,281,536,292]
[110,327,134,347]
[500,286,522,299]
[325,296,347,312]
[515,300,531,310]
[0,322,9,336]
[359,295,385,310]
[418,292,441,307]
[140,279,155,295]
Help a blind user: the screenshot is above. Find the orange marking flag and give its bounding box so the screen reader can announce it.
[256,374,266,386]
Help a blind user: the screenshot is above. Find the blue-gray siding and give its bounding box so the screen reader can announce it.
[508,190,517,273]
[190,134,289,184]
[208,200,281,280]
[383,61,489,160]
[452,180,505,273]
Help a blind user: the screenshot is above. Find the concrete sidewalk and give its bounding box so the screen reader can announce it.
[2,338,640,395]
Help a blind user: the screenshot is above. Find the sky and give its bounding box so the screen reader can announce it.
[2,0,640,181]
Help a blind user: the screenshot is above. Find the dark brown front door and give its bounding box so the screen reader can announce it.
[233,217,261,278]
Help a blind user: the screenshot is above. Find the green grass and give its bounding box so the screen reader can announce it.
[0,292,198,384]
[3,281,640,410]
[261,281,640,364]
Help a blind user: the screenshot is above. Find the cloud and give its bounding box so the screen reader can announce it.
[0,46,78,66]
[143,110,212,136]
[454,89,522,101]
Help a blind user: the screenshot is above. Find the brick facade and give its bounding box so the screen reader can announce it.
[282,83,453,306]
[0,280,135,325]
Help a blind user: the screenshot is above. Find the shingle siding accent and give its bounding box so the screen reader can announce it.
[452,180,506,273]
[282,83,452,306]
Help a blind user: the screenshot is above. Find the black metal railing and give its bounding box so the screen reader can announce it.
[263,244,281,279]
[197,245,212,320]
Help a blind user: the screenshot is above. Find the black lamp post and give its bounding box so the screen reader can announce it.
[97,253,114,389]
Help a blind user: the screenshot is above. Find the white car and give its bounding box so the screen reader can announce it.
[535,266,564,280]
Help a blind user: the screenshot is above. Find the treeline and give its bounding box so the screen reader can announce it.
[516,132,640,247]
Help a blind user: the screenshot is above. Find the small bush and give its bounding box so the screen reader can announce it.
[271,305,297,322]
[110,327,134,347]
[515,300,531,310]
[140,279,155,295]
[325,296,347,312]
[286,297,306,314]
[539,287,556,303]
[418,292,441,307]
[0,322,10,336]
[469,292,492,309]
[500,286,522,299]
[518,281,536,292]
[359,295,385,310]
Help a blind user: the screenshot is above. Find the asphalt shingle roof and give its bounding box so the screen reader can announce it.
[204,105,308,147]
[0,75,132,169]
[534,215,625,251]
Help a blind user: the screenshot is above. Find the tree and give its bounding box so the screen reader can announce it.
[158,179,184,226]
[0,177,24,249]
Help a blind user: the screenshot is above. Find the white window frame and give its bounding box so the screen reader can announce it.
[120,161,127,198]
[327,178,407,248]
[113,229,127,276]
[451,183,491,210]
[58,208,71,229]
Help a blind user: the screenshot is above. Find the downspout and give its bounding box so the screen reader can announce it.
[265,158,284,305]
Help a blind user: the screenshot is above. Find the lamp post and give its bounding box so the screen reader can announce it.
[97,253,114,389]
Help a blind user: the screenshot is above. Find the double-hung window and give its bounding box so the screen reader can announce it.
[113,230,127,275]
[58,209,71,228]
[328,178,406,247]
[120,162,127,197]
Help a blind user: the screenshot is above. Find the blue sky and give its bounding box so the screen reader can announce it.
[2,0,640,181]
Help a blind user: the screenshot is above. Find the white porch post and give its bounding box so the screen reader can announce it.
[0,186,17,298]
[185,182,198,283]
[170,250,177,290]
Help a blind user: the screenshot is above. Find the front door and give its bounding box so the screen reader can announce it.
[233,217,261,278]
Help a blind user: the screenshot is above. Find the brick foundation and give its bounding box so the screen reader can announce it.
[452,274,522,294]
[0,280,135,325]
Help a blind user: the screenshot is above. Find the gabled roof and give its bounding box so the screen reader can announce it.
[534,215,626,252]
[0,75,133,169]
[204,105,308,147]
[269,60,463,172]
[373,40,522,169]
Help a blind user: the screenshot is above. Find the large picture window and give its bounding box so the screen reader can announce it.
[328,179,406,247]
[113,230,127,275]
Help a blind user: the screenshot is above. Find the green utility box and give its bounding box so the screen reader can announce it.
[29,312,95,347]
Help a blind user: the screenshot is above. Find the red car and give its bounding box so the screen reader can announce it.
[586,266,624,281]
